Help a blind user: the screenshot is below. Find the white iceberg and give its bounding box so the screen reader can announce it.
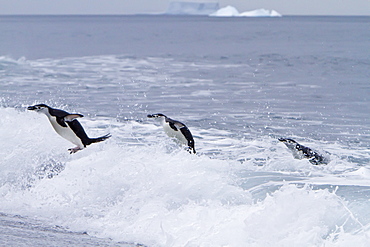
[166,1,220,15]
[209,5,239,17]
[210,6,282,17]
[240,8,279,17]
[270,10,283,17]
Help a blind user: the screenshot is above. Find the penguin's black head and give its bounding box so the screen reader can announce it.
[278,138,297,144]
[147,113,166,119]
[27,104,50,113]
[279,138,300,150]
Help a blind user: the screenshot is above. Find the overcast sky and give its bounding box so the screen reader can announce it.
[0,0,369,16]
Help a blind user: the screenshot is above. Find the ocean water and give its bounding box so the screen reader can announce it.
[0,15,369,246]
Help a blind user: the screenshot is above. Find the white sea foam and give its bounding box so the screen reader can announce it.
[1,107,370,246]
[1,15,369,245]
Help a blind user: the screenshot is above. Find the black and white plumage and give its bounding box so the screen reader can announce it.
[147,113,196,154]
[28,104,111,153]
[278,138,328,165]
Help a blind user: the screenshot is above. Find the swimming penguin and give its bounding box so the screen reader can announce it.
[28,104,111,153]
[278,138,328,165]
[147,113,196,154]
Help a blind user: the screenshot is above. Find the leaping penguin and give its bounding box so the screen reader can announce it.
[147,113,196,154]
[28,104,111,154]
[278,138,328,165]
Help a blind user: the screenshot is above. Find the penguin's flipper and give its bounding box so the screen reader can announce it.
[56,117,68,127]
[180,127,196,154]
[65,114,84,122]
[169,122,179,131]
[66,120,91,146]
[174,122,185,130]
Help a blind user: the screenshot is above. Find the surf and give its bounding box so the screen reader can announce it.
[1,107,370,246]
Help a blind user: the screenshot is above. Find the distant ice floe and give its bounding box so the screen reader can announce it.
[210,5,282,17]
[209,5,239,17]
[165,1,282,17]
[166,1,220,15]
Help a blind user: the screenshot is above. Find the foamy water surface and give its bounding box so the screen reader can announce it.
[1,16,370,246]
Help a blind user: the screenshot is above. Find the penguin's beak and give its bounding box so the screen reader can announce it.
[278,138,286,142]
[27,106,37,111]
[147,114,154,118]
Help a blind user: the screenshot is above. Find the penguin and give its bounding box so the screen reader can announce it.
[147,113,196,154]
[278,138,328,165]
[28,104,111,153]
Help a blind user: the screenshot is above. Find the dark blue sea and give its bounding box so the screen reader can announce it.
[0,15,369,246]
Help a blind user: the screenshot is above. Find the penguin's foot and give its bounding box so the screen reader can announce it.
[186,147,196,154]
[68,147,82,154]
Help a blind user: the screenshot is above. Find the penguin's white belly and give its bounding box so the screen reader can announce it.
[48,117,84,148]
[162,124,187,145]
[284,145,306,159]
[291,149,305,159]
